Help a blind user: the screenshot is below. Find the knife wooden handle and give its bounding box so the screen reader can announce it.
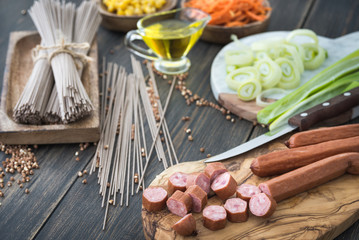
[288,87,359,131]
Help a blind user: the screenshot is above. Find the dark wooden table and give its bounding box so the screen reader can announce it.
[1,0,358,239]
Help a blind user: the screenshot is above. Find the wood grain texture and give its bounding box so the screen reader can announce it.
[142,138,359,240]
[0,31,100,144]
[218,93,268,122]
[0,143,97,240]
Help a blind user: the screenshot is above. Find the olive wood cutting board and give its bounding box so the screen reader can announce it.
[141,135,359,239]
[211,31,359,122]
[0,31,100,144]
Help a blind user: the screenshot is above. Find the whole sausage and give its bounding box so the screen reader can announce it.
[186,172,210,194]
[224,198,248,222]
[185,185,208,213]
[202,205,227,231]
[172,213,196,236]
[168,172,188,194]
[204,162,228,182]
[249,193,277,218]
[142,187,168,212]
[251,136,359,177]
[211,172,237,200]
[286,124,359,148]
[236,183,261,201]
[259,152,359,202]
[166,190,192,217]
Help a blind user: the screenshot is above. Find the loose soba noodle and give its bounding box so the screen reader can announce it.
[91,58,177,229]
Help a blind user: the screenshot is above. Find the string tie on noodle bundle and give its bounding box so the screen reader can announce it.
[32,38,92,69]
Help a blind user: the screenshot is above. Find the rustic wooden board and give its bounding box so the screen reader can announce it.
[0,31,100,144]
[142,137,359,239]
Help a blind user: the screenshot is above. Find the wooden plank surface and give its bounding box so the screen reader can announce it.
[0,0,358,240]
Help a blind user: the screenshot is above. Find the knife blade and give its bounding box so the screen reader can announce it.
[205,86,359,163]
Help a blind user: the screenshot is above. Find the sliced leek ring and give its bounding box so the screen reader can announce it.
[251,38,286,52]
[302,43,326,70]
[225,49,254,67]
[251,38,285,60]
[237,78,262,101]
[275,57,301,89]
[287,42,306,61]
[256,88,289,107]
[225,66,259,91]
[255,59,282,89]
[226,65,238,73]
[255,51,271,61]
[286,29,319,45]
[282,44,304,73]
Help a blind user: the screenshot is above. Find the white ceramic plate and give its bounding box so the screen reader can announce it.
[210,31,359,100]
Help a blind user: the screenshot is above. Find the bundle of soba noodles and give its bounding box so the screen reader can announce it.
[13,0,101,124]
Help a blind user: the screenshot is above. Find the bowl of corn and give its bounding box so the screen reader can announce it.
[98,0,178,32]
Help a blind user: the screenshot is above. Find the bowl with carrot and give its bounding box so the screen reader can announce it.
[182,0,272,44]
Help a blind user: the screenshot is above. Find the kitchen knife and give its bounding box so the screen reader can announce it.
[205,86,359,163]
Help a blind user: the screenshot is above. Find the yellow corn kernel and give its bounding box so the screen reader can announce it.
[124,8,134,15]
[107,3,115,12]
[133,8,143,15]
[154,0,165,9]
[118,1,128,9]
[116,9,125,15]
[144,6,156,14]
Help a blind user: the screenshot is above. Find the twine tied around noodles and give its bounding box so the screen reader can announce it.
[32,38,92,68]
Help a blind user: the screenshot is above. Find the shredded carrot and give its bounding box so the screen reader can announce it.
[184,0,271,27]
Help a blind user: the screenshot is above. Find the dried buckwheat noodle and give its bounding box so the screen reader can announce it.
[90,57,177,229]
[13,0,100,124]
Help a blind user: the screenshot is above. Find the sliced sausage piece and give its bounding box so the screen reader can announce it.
[168,172,188,194]
[259,152,359,202]
[202,205,227,231]
[186,172,210,194]
[249,193,277,218]
[185,185,208,213]
[166,190,192,217]
[142,187,168,212]
[286,124,359,148]
[224,198,248,222]
[211,172,237,200]
[204,162,228,182]
[172,213,196,236]
[236,183,261,201]
[251,136,359,177]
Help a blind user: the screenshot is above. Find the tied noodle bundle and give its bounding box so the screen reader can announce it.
[184,0,271,27]
[13,0,101,124]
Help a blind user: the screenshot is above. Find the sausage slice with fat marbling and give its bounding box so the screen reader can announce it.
[166,190,192,217]
[142,187,168,212]
[172,213,196,236]
[204,162,228,182]
[203,205,227,231]
[236,183,261,201]
[224,198,248,222]
[185,185,207,212]
[249,193,277,218]
[186,172,210,194]
[168,172,188,194]
[211,172,237,200]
